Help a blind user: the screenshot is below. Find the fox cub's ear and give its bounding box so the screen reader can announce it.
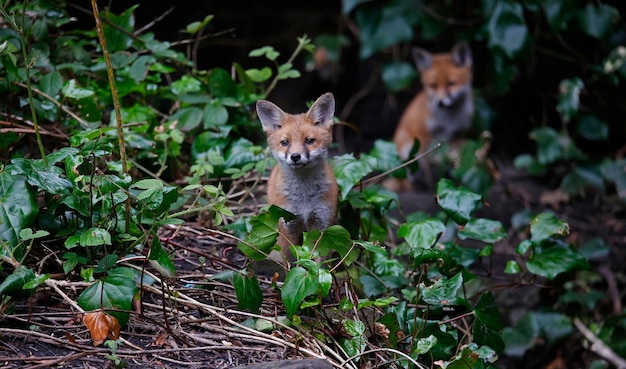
[256,100,287,132]
[307,93,335,128]
[412,47,433,71]
[451,42,472,67]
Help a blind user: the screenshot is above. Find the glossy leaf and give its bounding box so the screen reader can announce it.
[436,178,482,225]
[332,154,372,200]
[0,171,38,252]
[530,212,569,242]
[414,335,437,355]
[309,225,355,265]
[419,272,463,306]
[473,292,504,354]
[62,79,94,99]
[577,4,619,39]
[0,266,36,298]
[281,266,319,317]
[398,219,445,251]
[526,245,589,280]
[203,100,229,128]
[238,206,296,260]
[64,228,112,249]
[458,218,506,243]
[39,71,63,96]
[78,270,139,326]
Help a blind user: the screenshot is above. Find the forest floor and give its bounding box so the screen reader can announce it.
[1,164,624,369]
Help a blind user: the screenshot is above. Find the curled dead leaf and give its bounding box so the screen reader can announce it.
[83,311,120,346]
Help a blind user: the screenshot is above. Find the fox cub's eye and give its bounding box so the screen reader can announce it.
[447,80,456,87]
[305,138,315,145]
[280,139,289,147]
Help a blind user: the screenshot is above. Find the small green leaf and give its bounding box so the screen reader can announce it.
[527,244,589,280]
[458,218,506,243]
[382,61,417,92]
[576,114,609,141]
[238,206,296,260]
[281,266,319,318]
[578,237,610,261]
[233,273,263,312]
[504,260,521,274]
[502,313,539,357]
[332,154,372,200]
[171,75,202,95]
[173,107,203,131]
[311,225,355,265]
[419,272,463,306]
[0,266,36,298]
[148,236,176,278]
[398,219,446,251]
[78,271,139,326]
[61,79,94,99]
[577,4,619,39]
[203,100,229,128]
[414,335,437,355]
[436,178,483,225]
[39,71,63,96]
[246,67,273,83]
[486,1,528,58]
[556,78,584,122]
[530,213,569,242]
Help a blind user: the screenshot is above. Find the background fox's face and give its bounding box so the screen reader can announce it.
[413,42,473,109]
[257,93,335,169]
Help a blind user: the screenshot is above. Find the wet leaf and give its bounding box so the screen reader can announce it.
[458,218,506,243]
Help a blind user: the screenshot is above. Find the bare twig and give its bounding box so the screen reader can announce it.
[573,317,626,369]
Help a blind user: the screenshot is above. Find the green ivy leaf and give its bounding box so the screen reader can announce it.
[102,5,137,52]
[560,165,604,197]
[0,266,36,298]
[504,260,521,274]
[332,154,372,200]
[310,225,355,265]
[578,237,610,261]
[458,218,506,243]
[436,178,482,225]
[576,114,609,141]
[233,273,263,312]
[419,272,463,306]
[355,2,416,59]
[281,266,319,318]
[64,228,112,249]
[203,100,229,128]
[148,236,176,279]
[78,271,139,326]
[473,292,505,354]
[601,159,626,200]
[398,219,446,251]
[556,78,584,123]
[0,170,38,253]
[486,1,528,58]
[381,61,416,92]
[502,313,539,357]
[173,107,203,131]
[39,71,63,96]
[238,206,296,260]
[414,335,437,355]
[577,3,619,39]
[526,244,589,280]
[530,212,569,242]
[61,79,94,99]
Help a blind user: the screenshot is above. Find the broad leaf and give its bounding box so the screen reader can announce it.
[436,179,482,225]
[148,236,176,278]
[281,266,319,317]
[39,71,63,96]
[530,212,569,242]
[473,292,504,354]
[62,79,94,99]
[310,225,355,265]
[332,154,372,200]
[526,244,589,280]
[486,1,528,58]
[78,269,139,326]
[0,170,38,253]
[398,219,445,251]
[0,266,36,298]
[458,218,506,243]
[419,272,463,306]
[381,61,417,92]
[577,3,619,39]
[238,206,296,260]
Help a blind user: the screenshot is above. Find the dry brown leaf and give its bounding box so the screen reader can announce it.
[540,189,570,209]
[83,311,120,346]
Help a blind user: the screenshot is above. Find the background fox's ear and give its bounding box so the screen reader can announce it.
[451,42,472,67]
[412,47,433,71]
[307,93,335,127]
[256,100,287,132]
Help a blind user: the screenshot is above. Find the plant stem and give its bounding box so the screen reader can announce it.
[0,3,49,166]
[265,35,310,97]
[90,0,131,232]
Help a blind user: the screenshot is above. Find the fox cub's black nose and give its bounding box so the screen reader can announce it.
[291,153,301,162]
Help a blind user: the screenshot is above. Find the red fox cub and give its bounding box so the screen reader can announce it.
[390,42,474,190]
[256,93,338,260]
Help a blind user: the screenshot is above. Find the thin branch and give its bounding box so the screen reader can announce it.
[573,317,626,369]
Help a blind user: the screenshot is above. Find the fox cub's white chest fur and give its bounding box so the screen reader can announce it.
[256,93,339,258]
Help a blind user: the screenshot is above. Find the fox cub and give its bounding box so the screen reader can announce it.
[389,42,474,191]
[256,93,338,260]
